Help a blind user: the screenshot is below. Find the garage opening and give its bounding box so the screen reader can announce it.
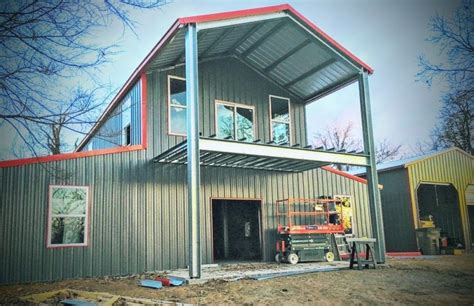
[212,199,262,262]
[417,183,464,247]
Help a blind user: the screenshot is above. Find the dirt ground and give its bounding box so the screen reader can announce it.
[1,254,473,305]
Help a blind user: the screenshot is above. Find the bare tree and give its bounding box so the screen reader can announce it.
[375,139,402,164]
[417,0,473,154]
[312,122,362,153]
[312,122,403,170]
[0,0,168,158]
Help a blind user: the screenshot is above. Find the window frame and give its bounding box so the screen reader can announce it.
[214,100,256,141]
[46,185,91,248]
[269,95,291,145]
[167,75,187,137]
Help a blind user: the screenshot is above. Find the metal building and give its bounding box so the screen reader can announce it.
[0,4,385,283]
[373,148,473,252]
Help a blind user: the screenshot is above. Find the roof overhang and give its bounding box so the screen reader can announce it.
[149,4,372,103]
[154,138,369,172]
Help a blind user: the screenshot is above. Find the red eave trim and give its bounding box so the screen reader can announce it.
[322,166,383,189]
[0,145,144,168]
[178,3,290,24]
[178,3,373,74]
[322,166,369,184]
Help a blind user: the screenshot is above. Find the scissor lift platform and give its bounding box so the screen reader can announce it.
[275,198,345,264]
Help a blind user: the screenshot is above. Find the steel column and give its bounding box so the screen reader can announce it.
[185,23,201,278]
[359,71,386,263]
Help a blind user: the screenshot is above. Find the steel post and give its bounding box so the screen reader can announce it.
[358,71,386,263]
[185,23,201,278]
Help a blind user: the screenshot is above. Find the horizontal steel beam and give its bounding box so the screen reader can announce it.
[199,139,369,166]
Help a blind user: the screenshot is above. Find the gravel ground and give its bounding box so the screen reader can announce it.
[1,253,473,305]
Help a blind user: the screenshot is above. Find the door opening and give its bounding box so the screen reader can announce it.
[417,183,464,247]
[212,199,262,261]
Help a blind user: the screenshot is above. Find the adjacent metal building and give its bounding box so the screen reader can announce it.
[373,148,473,252]
[0,4,385,283]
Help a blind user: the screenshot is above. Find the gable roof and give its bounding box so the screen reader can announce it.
[76,3,373,151]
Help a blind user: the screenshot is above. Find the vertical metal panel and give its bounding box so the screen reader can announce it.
[407,149,474,249]
[377,169,417,251]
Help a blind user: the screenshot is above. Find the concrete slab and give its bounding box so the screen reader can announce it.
[167,261,349,284]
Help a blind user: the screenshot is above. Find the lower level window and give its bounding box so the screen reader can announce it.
[47,185,90,247]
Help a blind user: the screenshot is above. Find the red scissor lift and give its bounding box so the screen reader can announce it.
[275,198,344,264]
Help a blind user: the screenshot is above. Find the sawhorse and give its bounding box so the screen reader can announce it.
[346,238,377,270]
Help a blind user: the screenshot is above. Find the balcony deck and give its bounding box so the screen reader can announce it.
[153,137,368,173]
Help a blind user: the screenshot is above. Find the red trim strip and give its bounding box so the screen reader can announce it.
[178,4,290,24]
[386,252,422,257]
[141,73,148,149]
[0,145,144,168]
[322,166,369,184]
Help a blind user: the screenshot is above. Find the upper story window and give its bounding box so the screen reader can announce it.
[216,100,255,142]
[47,185,90,248]
[269,95,291,145]
[168,76,187,136]
[122,97,131,146]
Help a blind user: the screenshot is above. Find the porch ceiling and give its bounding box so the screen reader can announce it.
[153,138,369,173]
[148,12,365,102]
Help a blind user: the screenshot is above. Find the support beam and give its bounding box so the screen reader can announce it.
[199,28,233,58]
[285,58,337,87]
[185,23,201,279]
[264,39,311,73]
[241,20,287,57]
[358,71,386,263]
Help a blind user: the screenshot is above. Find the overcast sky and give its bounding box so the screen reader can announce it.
[0,0,460,159]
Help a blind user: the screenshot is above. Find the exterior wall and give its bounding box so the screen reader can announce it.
[377,168,417,251]
[147,57,307,157]
[406,149,474,249]
[0,154,372,284]
[81,80,142,150]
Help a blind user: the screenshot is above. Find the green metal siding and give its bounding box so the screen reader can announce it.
[0,57,373,284]
[0,156,372,284]
[377,168,417,252]
[147,57,307,159]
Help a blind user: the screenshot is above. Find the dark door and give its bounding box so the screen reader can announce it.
[212,199,262,261]
[417,184,464,247]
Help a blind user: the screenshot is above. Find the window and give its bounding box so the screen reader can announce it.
[47,185,90,247]
[122,97,131,146]
[270,95,291,145]
[168,76,187,135]
[216,101,255,141]
[123,124,131,146]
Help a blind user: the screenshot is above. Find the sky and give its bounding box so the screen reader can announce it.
[0,0,460,159]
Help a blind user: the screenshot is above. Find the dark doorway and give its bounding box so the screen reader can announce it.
[212,199,262,261]
[417,184,464,247]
